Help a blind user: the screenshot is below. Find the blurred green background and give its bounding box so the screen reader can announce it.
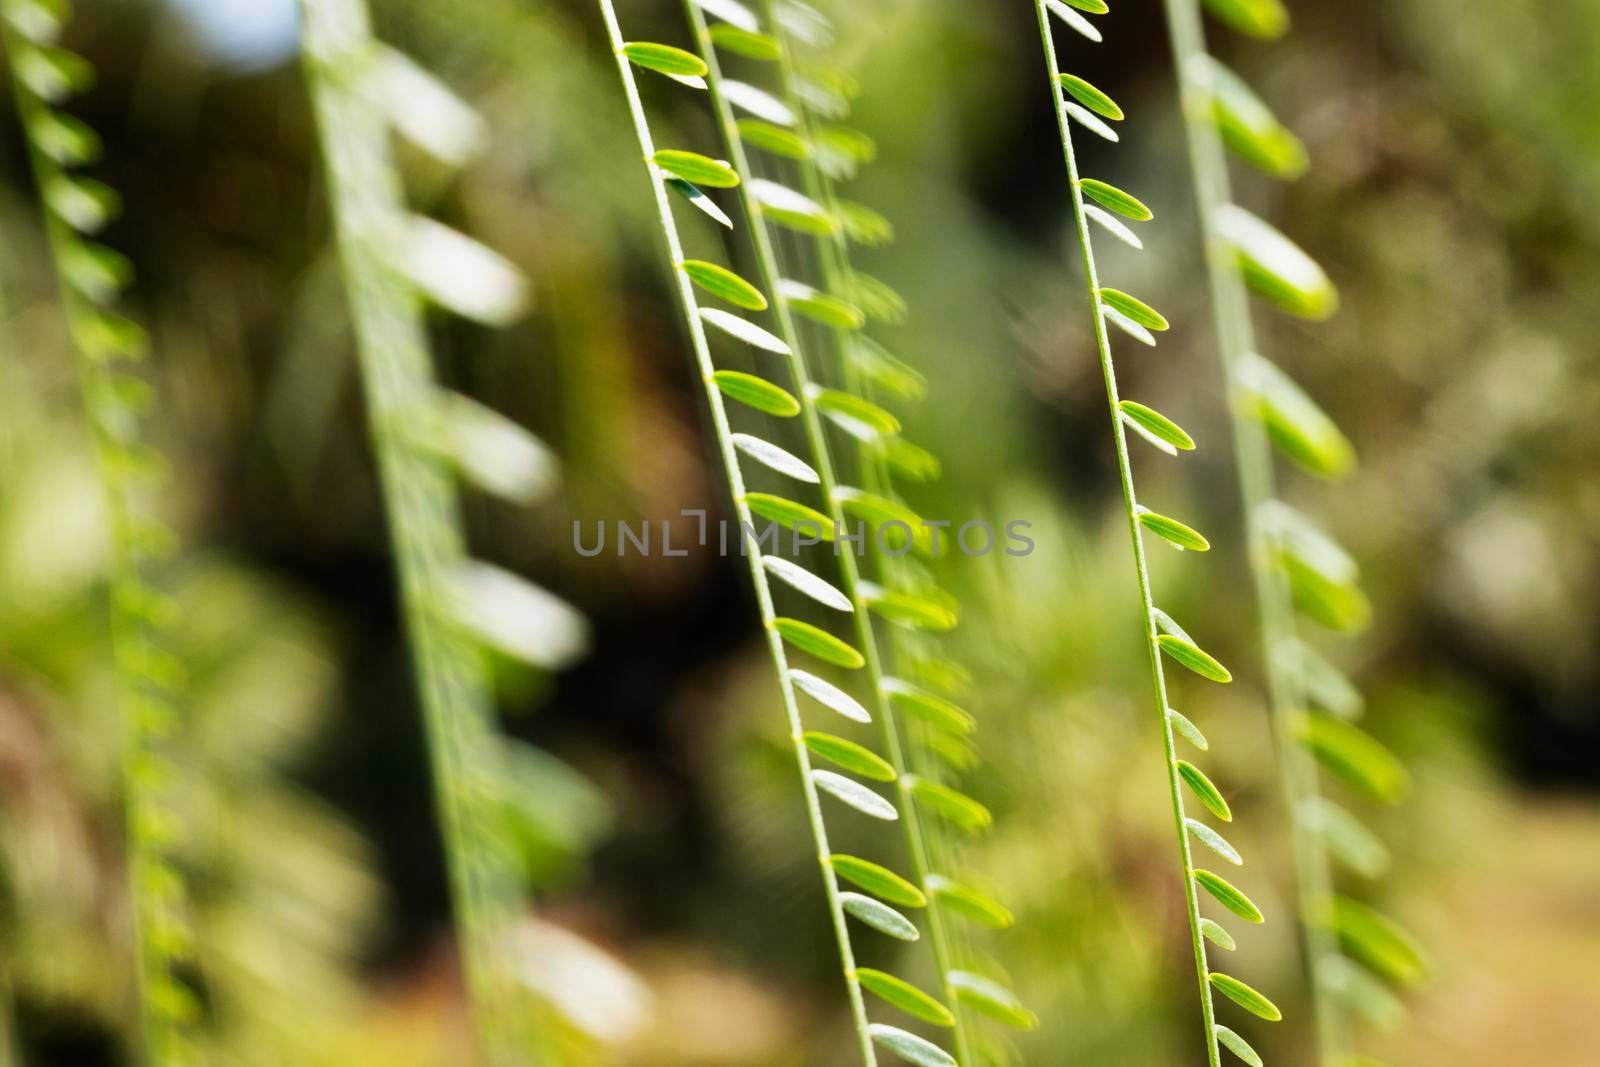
[1,0,1598,1064]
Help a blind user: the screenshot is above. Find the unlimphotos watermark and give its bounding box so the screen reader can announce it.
[572,512,1035,559]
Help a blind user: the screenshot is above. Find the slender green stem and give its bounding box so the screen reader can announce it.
[1159,1,1343,1060]
[297,3,527,1063]
[1031,4,1221,1064]
[596,2,876,1062]
[1,11,196,1063]
[744,12,976,1062]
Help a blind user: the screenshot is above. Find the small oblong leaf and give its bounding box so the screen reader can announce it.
[882,678,975,735]
[653,149,738,188]
[830,855,925,907]
[722,79,796,125]
[1099,287,1169,330]
[1296,712,1410,805]
[692,0,758,32]
[745,492,835,541]
[732,432,818,483]
[926,874,1013,929]
[855,968,953,1026]
[1059,0,1109,11]
[1195,869,1264,924]
[1195,55,1307,179]
[848,336,925,399]
[712,370,799,417]
[683,259,767,310]
[1057,72,1123,121]
[836,199,894,246]
[1325,896,1428,987]
[812,769,897,821]
[1084,203,1144,249]
[750,177,837,235]
[790,669,870,723]
[1187,817,1242,865]
[1215,1024,1265,1067]
[1169,708,1210,751]
[907,776,992,833]
[1177,760,1233,822]
[868,1024,956,1067]
[778,279,865,329]
[737,118,810,159]
[700,308,791,354]
[862,583,957,631]
[666,177,734,228]
[1201,917,1236,952]
[1046,0,1103,43]
[1216,203,1337,320]
[1202,0,1290,39]
[1079,177,1152,220]
[950,971,1038,1030]
[1138,508,1211,552]
[774,617,863,668]
[1064,101,1119,143]
[809,387,900,434]
[1300,796,1390,878]
[622,41,708,78]
[840,892,919,941]
[1208,972,1282,1021]
[1239,354,1355,478]
[764,556,851,611]
[709,24,781,60]
[804,732,896,782]
[1102,304,1156,346]
[1120,400,1196,451]
[1158,634,1233,683]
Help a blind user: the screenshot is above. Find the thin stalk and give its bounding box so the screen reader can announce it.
[1032,3,1222,1064]
[747,12,976,1061]
[595,2,876,1062]
[1,13,196,1063]
[297,2,526,1062]
[1160,0,1343,1059]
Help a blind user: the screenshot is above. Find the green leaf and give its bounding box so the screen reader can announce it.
[804,732,896,781]
[950,971,1038,1030]
[813,769,897,821]
[814,125,878,179]
[1065,100,1120,143]
[831,854,925,907]
[1057,72,1123,120]
[927,874,1013,929]
[1240,355,1355,478]
[863,583,957,631]
[653,149,738,188]
[1201,917,1236,951]
[810,388,901,434]
[1098,287,1169,330]
[1120,400,1196,451]
[1208,972,1282,1021]
[745,492,835,541]
[700,308,791,353]
[882,678,975,735]
[46,175,119,233]
[682,259,767,310]
[868,1024,957,1067]
[1195,869,1264,924]
[1102,304,1155,346]
[738,118,809,159]
[1319,956,1407,1031]
[1047,0,1104,42]
[1325,897,1429,987]
[751,177,837,235]
[908,776,992,832]
[1216,204,1338,320]
[848,336,925,399]
[722,79,796,124]
[1177,760,1232,822]
[790,668,870,723]
[1284,553,1372,633]
[779,280,865,329]
[1138,508,1211,551]
[1084,203,1142,248]
[884,437,942,482]
[774,617,862,668]
[1187,817,1242,865]
[764,556,851,611]
[666,176,734,229]
[713,370,799,417]
[1215,1024,1264,1067]
[1280,637,1365,719]
[1296,712,1410,805]
[1059,0,1109,11]
[32,109,102,166]
[622,41,708,79]
[840,891,919,941]
[16,44,93,103]
[1202,0,1290,39]
[843,270,909,324]
[1300,796,1391,878]
[62,242,132,303]
[1158,635,1233,683]
[1195,55,1307,179]
[692,0,758,32]
[836,199,894,246]
[708,23,782,60]
[1079,177,1152,220]
[856,968,953,1026]
[1168,708,1209,751]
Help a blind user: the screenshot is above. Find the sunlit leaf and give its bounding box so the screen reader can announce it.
[683,259,768,310]
[1201,917,1236,951]
[1057,73,1122,120]
[745,492,835,541]
[950,971,1038,1030]
[1202,0,1289,39]
[765,556,852,611]
[863,584,957,631]
[907,776,992,832]
[869,1024,956,1067]
[1187,817,1242,865]
[810,388,901,433]
[1193,55,1306,179]
[709,24,782,60]
[750,177,837,234]
[738,118,810,159]
[1079,177,1152,220]
[779,279,865,329]
[836,199,894,246]
[440,392,557,504]
[1215,1024,1264,1067]
[848,336,926,399]
[1195,870,1264,924]
[813,769,897,821]
[1324,897,1429,987]
[701,308,792,354]
[733,432,819,483]
[856,968,952,1026]
[1064,100,1119,142]
[623,41,708,79]
[1120,400,1196,451]
[790,668,870,723]
[441,562,589,670]
[774,617,862,668]
[1098,287,1169,330]
[1058,0,1109,11]
[831,854,925,907]
[667,176,734,228]
[842,270,909,324]
[1138,507,1211,552]
[372,46,487,165]
[882,678,975,735]
[926,874,1013,929]
[1045,0,1103,42]
[1296,712,1410,805]
[1158,634,1233,683]
[693,0,759,31]
[1102,304,1155,345]
[1085,203,1143,249]
[1239,354,1355,478]
[1208,972,1281,1021]
[713,370,800,416]
[653,148,739,187]
[1216,204,1337,320]
[722,79,796,125]
[1300,796,1390,878]
[884,437,942,482]
[840,892,919,941]
[805,732,895,781]
[1177,760,1233,822]
[46,175,118,233]
[1168,708,1209,751]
